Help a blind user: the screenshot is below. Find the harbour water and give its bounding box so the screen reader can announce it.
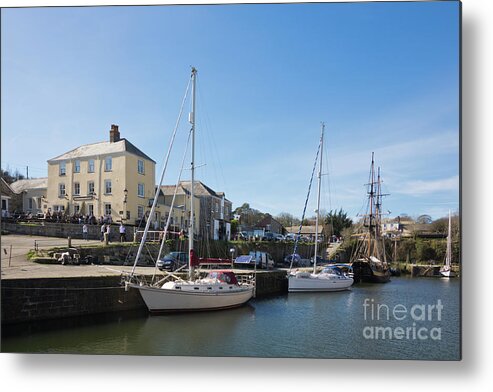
[1,276,460,360]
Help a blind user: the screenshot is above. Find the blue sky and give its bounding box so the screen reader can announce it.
[1,1,460,221]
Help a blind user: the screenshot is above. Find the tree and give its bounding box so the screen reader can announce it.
[275,212,300,228]
[233,202,265,227]
[1,167,25,184]
[324,208,353,237]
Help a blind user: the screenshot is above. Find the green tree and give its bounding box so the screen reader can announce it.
[324,208,353,237]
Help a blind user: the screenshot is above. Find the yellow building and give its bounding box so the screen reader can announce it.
[46,125,156,224]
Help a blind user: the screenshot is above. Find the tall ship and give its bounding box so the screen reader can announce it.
[350,153,391,283]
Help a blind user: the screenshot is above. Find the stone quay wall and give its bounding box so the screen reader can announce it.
[1,275,146,325]
[1,271,287,325]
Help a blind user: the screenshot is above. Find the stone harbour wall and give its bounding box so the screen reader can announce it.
[1,275,147,325]
[1,271,287,325]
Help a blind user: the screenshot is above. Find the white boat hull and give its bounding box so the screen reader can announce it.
[132,284,255,313]
[440,269,456,278]
[288,274,354,292]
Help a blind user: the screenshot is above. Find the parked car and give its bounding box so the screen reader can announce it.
[285,233,296,241]
[234,251,275,269]
[156,251,188,271]
[283,253,301,267]
[262,232,275,241]
[274,234,285,241]
[238,232,249,240]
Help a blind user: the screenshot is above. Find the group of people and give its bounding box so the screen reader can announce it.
[81,222,127,242]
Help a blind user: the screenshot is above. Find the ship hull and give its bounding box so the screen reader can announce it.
[351,261,391,283]
[288,274,353,292]
[131,284,254,313]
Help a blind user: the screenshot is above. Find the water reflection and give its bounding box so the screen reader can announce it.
[1,277,460,360]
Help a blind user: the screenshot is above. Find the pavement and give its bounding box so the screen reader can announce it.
[0,234,160,280]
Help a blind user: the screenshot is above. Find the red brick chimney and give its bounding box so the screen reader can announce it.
[109,124,120,143]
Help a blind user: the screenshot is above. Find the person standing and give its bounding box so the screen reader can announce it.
[100,223,105,242]
[82,224,88,241]
[106,224,111,243]
[119,223,126,242]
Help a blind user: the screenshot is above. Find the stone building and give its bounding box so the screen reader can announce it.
[159,181,232,241]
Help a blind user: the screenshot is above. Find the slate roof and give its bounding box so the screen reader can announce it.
[10,178,48,193]
[47,139,155,163]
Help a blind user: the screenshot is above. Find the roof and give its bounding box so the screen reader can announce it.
[10,178,48,193]
[1,178,18,196]
[160,181,231,202]
[285,225,323,235]
[256,214,283,229]
[47,139,155,163]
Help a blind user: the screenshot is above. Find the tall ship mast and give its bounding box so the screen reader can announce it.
[351,153,391,283]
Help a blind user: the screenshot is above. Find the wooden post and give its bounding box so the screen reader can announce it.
[9,244,12,267]
[68,236,72,248]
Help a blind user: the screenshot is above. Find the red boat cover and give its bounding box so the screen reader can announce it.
[190,249,200,267]
[206,271,239,285]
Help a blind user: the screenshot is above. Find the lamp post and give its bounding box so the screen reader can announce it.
[123,188,128,223]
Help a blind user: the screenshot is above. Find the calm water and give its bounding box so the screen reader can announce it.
[1,276,460,360]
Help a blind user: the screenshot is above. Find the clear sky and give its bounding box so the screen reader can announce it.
[1,1,460,221]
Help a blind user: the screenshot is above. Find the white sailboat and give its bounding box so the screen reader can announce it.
[126,67,255,312]
[288,122,354,292]
[440,210,456,278]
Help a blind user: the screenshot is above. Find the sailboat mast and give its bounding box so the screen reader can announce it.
[446,210,452,267]
[313,122,324,273]
[368,152,375,258]
[189,67,197,281]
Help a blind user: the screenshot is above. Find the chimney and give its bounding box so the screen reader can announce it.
[109,124,120,143]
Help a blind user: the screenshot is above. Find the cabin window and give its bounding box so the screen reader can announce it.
[194,287,199,290]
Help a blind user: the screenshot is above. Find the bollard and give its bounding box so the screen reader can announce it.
[68,236,72,248]
[104,232,109,245]
[133,232,137,243]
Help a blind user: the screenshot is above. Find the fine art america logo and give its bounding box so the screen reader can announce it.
[362,298,443,340]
